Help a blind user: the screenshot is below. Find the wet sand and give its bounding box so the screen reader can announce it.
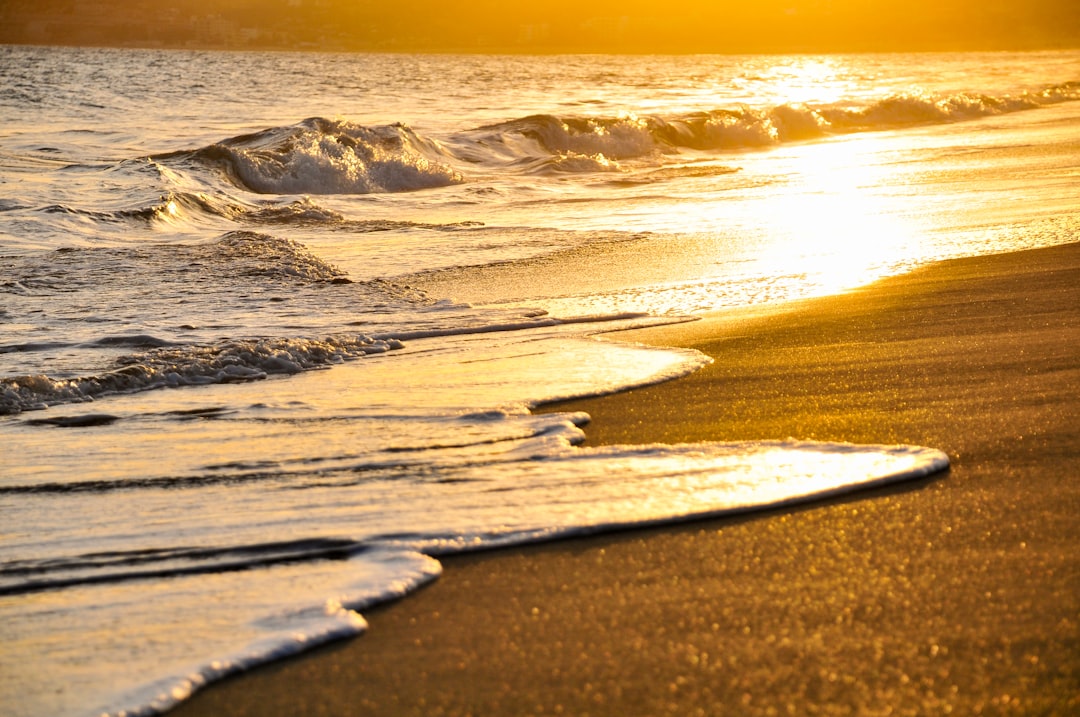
[173,243,1080,716]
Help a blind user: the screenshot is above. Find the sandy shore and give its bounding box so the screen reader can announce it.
[173,243,1079,716]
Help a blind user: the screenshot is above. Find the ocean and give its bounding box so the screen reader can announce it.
[1,46,1077,717]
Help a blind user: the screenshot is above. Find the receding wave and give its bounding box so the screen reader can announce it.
[0,308,655,416]
[0,333,406,415]
[0,231,407,413]
[172,117,464,195]
[0,538,367,596]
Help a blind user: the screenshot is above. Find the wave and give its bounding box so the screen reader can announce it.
[0,315,606,416]
[0,231,412,413]
[818,83,1080,130]
[141,83,1079,195]
[517,149,625,175]
[0,333,406,415]
[461,81,1080,165]
[200,230,353,282]
[0,307,659,416]
[33,190,244,225]
[1,231,352,299]
[169,117,464,195]
[23,190,486,237]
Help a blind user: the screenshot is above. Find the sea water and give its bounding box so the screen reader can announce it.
[1,47,1077,716]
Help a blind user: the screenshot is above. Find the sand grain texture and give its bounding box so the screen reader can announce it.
[173,243,1080,716]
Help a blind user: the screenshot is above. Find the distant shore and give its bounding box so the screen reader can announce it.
[4,41,761,55]
[5,40,1080,55]
[173,242,1080,716]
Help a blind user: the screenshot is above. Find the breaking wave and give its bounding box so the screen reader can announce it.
[146,82,1080,193]
[172,117,464,195]
[461,81,1080,167]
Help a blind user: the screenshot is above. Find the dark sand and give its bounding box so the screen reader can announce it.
[173,243,1079,716]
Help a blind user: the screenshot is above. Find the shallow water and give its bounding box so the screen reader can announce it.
[1,46,1077,716]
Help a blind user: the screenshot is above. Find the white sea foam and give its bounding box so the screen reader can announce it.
[195,118,464,195]
[0,310,953,717]
[0,548,443,717]
[1,435,946,717]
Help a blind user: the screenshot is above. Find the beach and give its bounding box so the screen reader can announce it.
[171,242,1080,716]
[4,47,1079,716]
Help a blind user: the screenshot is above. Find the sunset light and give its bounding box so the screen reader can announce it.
[753,135,915,296]
[2,0,1078,52]
[2,6,1078,717]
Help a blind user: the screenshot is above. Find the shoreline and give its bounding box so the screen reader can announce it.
[173,243,1079,716]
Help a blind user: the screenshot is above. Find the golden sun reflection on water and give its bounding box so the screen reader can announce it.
[749,56,856,106]
[750,135,918,297]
